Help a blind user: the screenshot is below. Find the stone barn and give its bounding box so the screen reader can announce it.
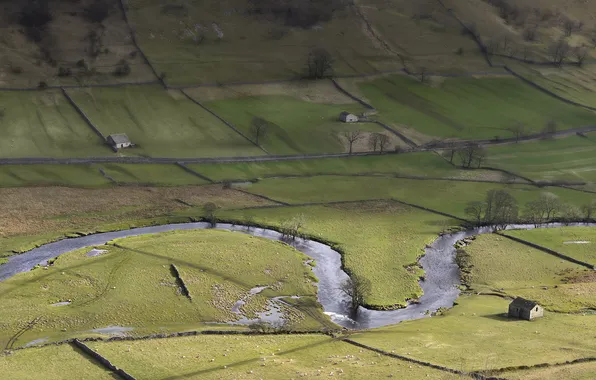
[107,134,132,150]
[339,111,359,123]
[508,297,544,320]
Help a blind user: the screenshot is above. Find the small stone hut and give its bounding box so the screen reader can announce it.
[339,111,359,123]
[508,297,544,320]
[107,134,132,149]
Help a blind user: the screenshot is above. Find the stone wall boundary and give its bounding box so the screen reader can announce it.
[72,339,136,380]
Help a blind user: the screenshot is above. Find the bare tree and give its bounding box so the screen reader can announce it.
[537,192,562,220]
[560,203,582,225]
[562,19,580,37]
[339,273,371,316]
[522,27,537,42]
[582,200,596,220]
[573,45,589,66]
[548,39,570,66]
[523,200,544,227]
[343,130,363,155]
[444,142,458,163]
[280,214,307,241]
[509,123,525,143]
[484,189,519,229]
[457,143,486,168]
[203,202,219,226]
[307,48,333,79]
[543,120,557,139]
[464,201,486,226]
[378,134,390,152]
[418,66,428,83]
[251,116,268,147]
[368,133,380,152]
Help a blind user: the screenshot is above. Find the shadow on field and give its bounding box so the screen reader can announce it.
[482,313,515,322]
[162,337,337,380]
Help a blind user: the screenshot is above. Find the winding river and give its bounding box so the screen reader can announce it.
[0,222,593,329]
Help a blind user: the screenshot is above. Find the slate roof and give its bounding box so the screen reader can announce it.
[340,111,351,117]
[108,134,130,145]
[509,297,539,310]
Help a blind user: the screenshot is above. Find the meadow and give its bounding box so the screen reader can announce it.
[0,229,324,348]
[352,75,596,140]
[65,86,264,158]
[97,164,209,186]
[0,165,111,188]
[462,234,595,312]
[485,135,596,184]
[86,334,453,379]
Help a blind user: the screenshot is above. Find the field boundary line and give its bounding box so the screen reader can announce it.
[98,167,117,183]
[179,89,269,154]
[175,162,215,183]
[170,264,192,300]
[330,78,376,110]
[60,88,107,142]
[233,188,290,206]
[117,0,165,87]
[341,339,506,379]
[372,120,419,147]
[72,339,136,380]
[391,198,468,222]
[476,356,596,375]
[496,232,595,269]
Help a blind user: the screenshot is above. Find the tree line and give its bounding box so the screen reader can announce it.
[465,189,596,228]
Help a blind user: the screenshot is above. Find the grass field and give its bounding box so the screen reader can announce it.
[65,86,264,158]
[0,165,111,188]
[86,334,453,379]
[352,75,596,140]
[218,201,454,308]
[0,229,324,348]
[0,91,112,158]
[462,234,595,312]
[504,227,596,266]
[97,164,208,186]
[351,295,596,371]
[503,361,596,380]
[190,93,383,155]
[242,176,595,219]
[0,344,111,379]
[485,135,596,184]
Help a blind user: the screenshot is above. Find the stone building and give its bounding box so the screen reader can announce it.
[107,134,132,149]
[339,111,359,123]
[508,297,544,320]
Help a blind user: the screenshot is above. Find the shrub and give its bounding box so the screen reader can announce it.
[113,59,131,76]
[38,81,48,89]
[84,0,112,23]
[10,65,23,74]
[57,67,72,77]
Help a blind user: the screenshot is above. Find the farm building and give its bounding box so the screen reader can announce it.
[508,297,544,320]
[339,112,359,123]
[107,134,132,149]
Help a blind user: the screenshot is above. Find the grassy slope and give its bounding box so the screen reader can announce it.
[219,201,453,308]
[351,295,596,371]
[0,344,112,379]
[0,91,111,158]
[504,361,596,380]
[242,176,595,218]
[504,227,596,266]
[0,165,111,187]
[87,334,453,379]
[97,164,208,186]
[463,234,595,312]
[198,94,376,155]
[66,86,264,157]
[485,135,596,183]
[357,75,596,140]
[0,229,322,348]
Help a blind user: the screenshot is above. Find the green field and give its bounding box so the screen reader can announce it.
[97,164,208,186]
[351,295,596,371]
[0,91,112,158]
[65,86,264,158]
[0,165,110,188]
[485,135,596,183]
[354,75,596,140]
[0,229,325,348]
[190,93,383,155]
[86,334,453,379]
[0,344,111,379]
[219,201,453,308]
[462,234,595,312]
[241,176,595,219]
[504,227,596,266]
[503,361,596,380]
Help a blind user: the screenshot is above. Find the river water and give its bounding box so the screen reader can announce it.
[0,222,593,329]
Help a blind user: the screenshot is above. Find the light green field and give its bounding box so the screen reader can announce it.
[218,201,453,308]
[0,165,110,188]
[97,164,208,186]
[355,75,596,140]
[86,334,453,379]
[242,176,595,219]
[192,94,379,155]
[463,234,595,312]
[503,361,596,380]
[189,152,489,182]
[65,86,264,158]
[0,229,324,348]
[0,344,112,379]
[0,91,112,158]
[351,295,596,371]
[504,227,596,266]
[485,135,596,183]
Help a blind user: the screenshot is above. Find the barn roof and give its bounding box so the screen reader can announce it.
[509,297,539,310]
[340,111,353,117]
[107,134,130,144]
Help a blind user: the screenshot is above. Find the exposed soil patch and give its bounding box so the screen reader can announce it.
[565,271,596,284]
